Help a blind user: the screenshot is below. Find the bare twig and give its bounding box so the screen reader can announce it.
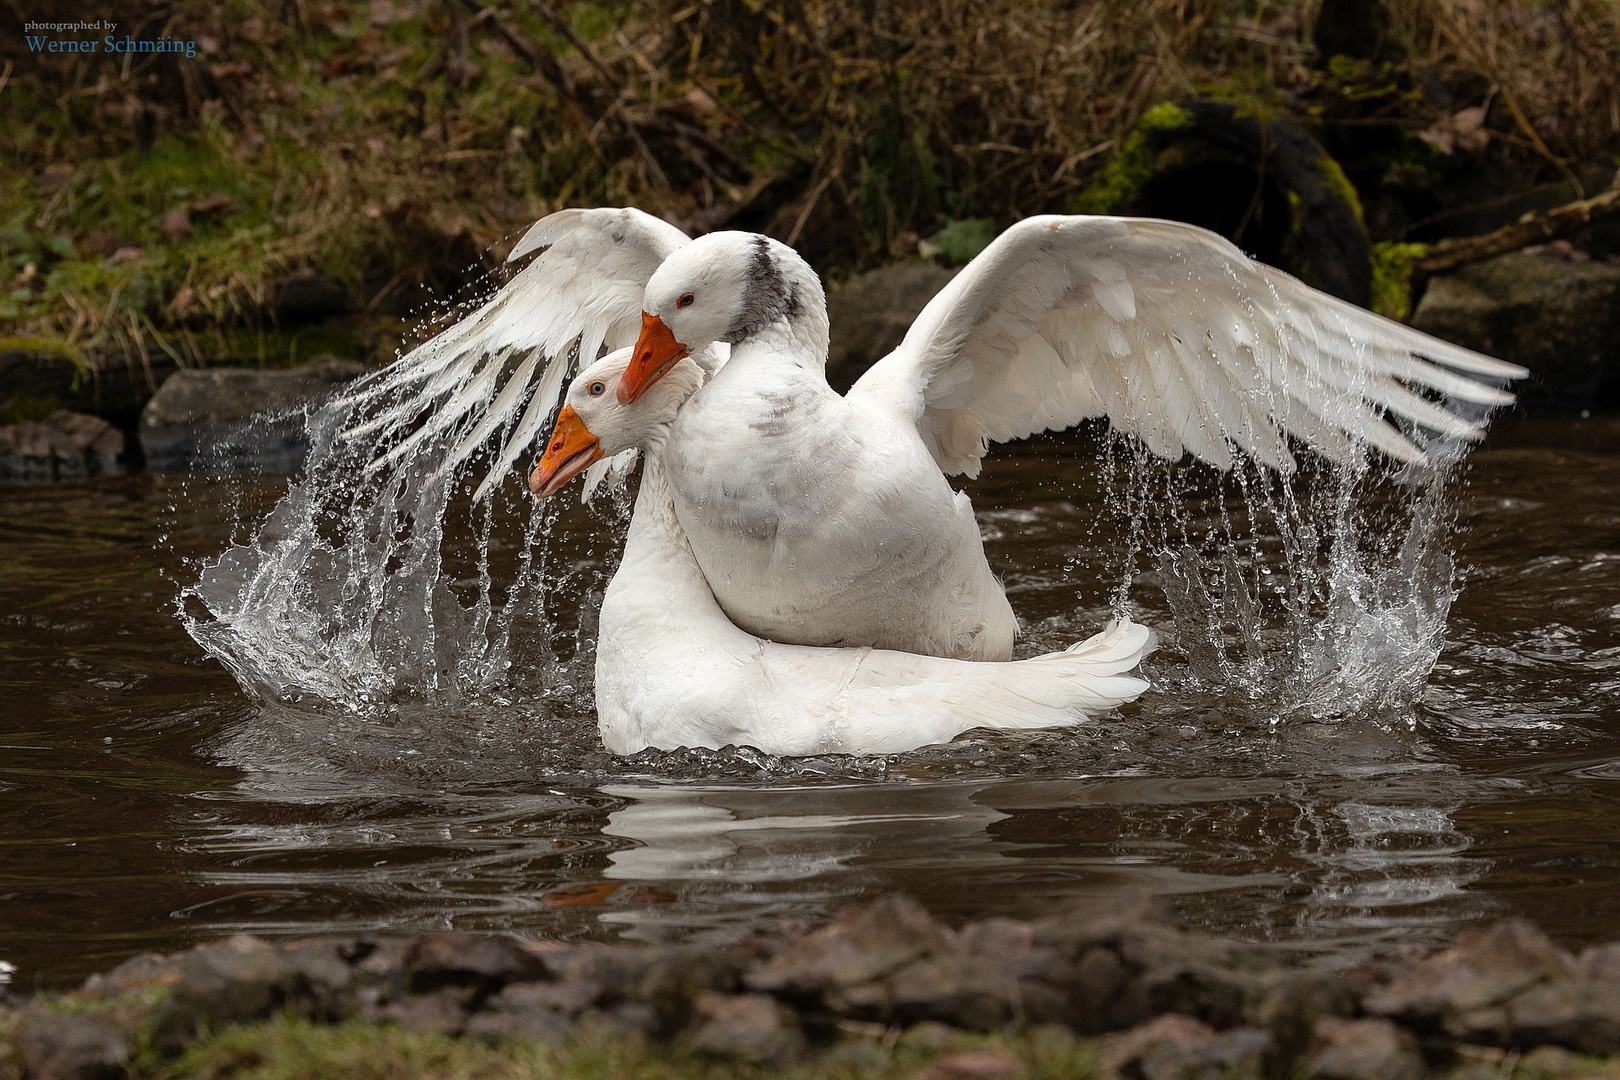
[784,173,832,247]
[527,0,625,96]
[457,0,578,103]
[1417,185,1620,274]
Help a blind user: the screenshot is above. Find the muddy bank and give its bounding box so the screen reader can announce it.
[4,896,1620,1079]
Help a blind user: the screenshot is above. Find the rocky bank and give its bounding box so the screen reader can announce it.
[4,896,1620,1080]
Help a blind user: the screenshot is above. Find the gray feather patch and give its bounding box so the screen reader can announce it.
[731,236,799,341]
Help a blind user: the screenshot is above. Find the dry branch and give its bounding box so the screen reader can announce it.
[1417,184,1620,274]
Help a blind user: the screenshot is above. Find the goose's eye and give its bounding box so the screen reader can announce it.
[588,381,607,397]
[676,292,695,309]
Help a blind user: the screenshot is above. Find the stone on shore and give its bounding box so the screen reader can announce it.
[1302,1017,1425,1080]
[1358,919,1620,1050]
[15,1007,130,1080]
[684,991,805,1066]
[0,348,179,434]
[7,901,1620,1078]
[461,979,602,1044]
[138,356,364,473]
[1101,1013,1273,1080]
[0,411,123,481]
[404,932,548,993]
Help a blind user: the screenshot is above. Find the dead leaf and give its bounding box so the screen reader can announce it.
[685,86,720,115]
[1452,106,1489,152]
[1418,106,1490,155]
[192,191,239,215]
[161,207,192,241]
[34,163,75,194]
[541,882,622,909]
[208,61,254,80]
[100,247,145,269]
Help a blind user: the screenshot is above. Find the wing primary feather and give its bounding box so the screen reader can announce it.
[324,207,691,495]
[471,342,577,501]
[853,213,1520,478]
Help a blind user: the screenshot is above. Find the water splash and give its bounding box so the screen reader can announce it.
[1102,426,1471,725]
[176,365,614,716]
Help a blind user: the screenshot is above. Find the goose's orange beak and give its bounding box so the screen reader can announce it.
[619,311,688,403]
[528,404,603,499]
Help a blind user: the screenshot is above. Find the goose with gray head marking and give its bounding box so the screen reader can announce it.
[527,348,1155,757]
[343,208,1526,666]
[619,218,1526,662]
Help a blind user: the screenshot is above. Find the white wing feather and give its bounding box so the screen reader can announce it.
[334,207,690,497]
[851,215,1527,477]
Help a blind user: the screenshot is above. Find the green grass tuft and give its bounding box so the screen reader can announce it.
[156,1013,1104,1080]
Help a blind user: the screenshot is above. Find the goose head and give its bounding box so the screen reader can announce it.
[528,347,704,498]
[619,231,827,402]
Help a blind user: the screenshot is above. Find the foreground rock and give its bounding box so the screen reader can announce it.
[138,356,364,473]
[2,898,1618,1078]
[1411,250,1620,410]
[0,410,123,481]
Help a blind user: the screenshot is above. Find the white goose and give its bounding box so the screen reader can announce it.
[340,208,1525,664]
[527,348,1154,756]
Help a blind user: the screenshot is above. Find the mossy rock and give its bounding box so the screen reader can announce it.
[1075,101,1373,306]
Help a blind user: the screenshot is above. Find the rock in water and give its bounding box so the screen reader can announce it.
[0,410,123,481]
[139,357,364,473]
[825,264,958,391]
[1410,251,1620,410]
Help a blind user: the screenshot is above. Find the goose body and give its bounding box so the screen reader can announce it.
[622,220,1527,664]
[532,351,1153,756]
[664,327,1017,660]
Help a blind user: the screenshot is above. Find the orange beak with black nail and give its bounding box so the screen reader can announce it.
[618,311,688,403]
[528,404,603,499]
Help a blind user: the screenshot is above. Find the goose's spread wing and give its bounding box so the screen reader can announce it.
[850,215,1527,477]
[336,207,689,499]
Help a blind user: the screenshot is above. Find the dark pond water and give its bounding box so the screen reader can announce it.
[4,422,1620,991]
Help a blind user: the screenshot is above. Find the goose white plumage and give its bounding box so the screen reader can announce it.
[622,216,1526,661]
[528,348,1155,756]
[339,206,1525,667]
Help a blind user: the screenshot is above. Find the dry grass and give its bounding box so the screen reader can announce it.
[0,0,1616,375]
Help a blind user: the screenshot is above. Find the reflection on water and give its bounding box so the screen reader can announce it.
[2,443,1620,986]
[597,783,1011,942]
